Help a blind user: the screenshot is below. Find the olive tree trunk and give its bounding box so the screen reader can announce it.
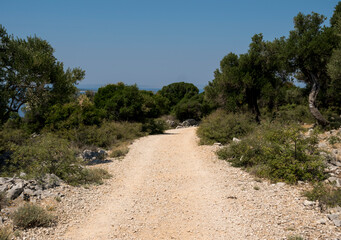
[308,74,329,126]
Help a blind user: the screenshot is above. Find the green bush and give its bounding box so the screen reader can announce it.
[304,183,341,208]
[11,133,81,180]
[197,110,256,145]
[217,123,326,183]
[270,104,313,124]
[142,118,167,135]
[158,82,199,107]
[53,121,144,149]
[329,135,341,145]
[12,204,56,229]
[94,83,144,121]
[65,168,112,186]
[45,96,106,130]
[173,93,214,121]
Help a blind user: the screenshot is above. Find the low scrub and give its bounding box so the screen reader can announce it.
[65,168,112,186]
[0,227,12,240]
[110,142,130,158]
[304,183,341,208]
[270,104,313,124]
[217,123,326,183]
[0,191,9,210]
[12,204,56,229]
[142,118,167,135]
[197,110,255,145]
[54,121,144,149]
[10,133,82,181]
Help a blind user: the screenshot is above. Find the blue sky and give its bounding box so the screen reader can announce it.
[1,0,339,89]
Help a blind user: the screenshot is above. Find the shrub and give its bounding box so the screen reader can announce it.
[65,168,112,186]
[0,227,12,240]
[110,143,129,158]
[287,236,304,240]
[11,133,81,180]
[94,83,144,121]
[217,123,326,183]
[12,204,56,229]
[45,100,106,130]
[158,82,199,107]
[270,104,313,124]
[54,121,144,149]
[173,93,214,121]
[0,192,9,210]
[329,135,341,145]
[197,110,256,145]
[142,118,167,135]
[304,183,341,208]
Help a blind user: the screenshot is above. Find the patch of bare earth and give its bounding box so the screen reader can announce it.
[25,127,340,239]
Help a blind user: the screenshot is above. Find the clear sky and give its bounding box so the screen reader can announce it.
[1,0,339,89]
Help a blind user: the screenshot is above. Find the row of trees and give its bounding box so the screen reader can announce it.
[0,23,210,131]
[205,3,341,125]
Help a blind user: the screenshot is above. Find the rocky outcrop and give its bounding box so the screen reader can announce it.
[0,174,63,200]
[80,149,110,165]
[176,119,198,129]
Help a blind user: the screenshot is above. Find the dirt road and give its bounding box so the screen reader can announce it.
[61,127,339,240]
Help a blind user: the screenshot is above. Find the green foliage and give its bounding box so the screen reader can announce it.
[45,96,106,130]
[0,25,84,125]
[12,204,56,229]
[217,123,325,183]
[197,110,255,145]
[142,118,167,135]
[54,121,144,149]
[10,134,81,180]
[205,35,283,121]
[94,83,144,121]
[287,236,304,240]
[270,104,314,124]
[110,148,129,158]
[66,168,111,186]
[158,82,199,108]
[173,93,214,121]
[304,183,341,208]
[141,90,170,118]
[329,135,341,145]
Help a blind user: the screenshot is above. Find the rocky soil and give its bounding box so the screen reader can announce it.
[5,127,341,239]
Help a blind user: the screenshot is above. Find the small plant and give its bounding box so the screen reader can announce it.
[254,186,260,190]
[142,118,167,135]
[65,168,112,186]
[287,235,304,240]
[10,133,81,181]
[110,148,129,158]
[0,227,12,240]
[110,142,130,158]
[0,192,9,210]
[197,110,255,145]
[328,135,341,145]
[55,196,62,202]
[304,183,341,208]
[217,123,326,183]
[12,204,56,229]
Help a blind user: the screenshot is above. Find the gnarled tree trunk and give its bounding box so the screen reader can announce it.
[308,73,329,126]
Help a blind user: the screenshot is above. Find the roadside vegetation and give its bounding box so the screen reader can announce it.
[198,2,341,207]
[1,1,341,232]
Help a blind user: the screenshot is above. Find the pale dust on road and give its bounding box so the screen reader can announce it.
[62,127,340,240]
